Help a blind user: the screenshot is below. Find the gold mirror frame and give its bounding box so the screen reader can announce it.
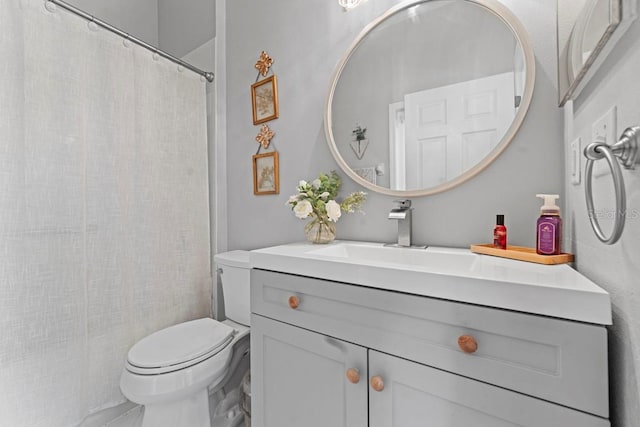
[324,0,536,197]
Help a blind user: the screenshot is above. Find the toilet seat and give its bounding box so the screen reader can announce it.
[126,318,235,375]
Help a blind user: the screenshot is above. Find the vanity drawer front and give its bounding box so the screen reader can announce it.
[251,269,608,417]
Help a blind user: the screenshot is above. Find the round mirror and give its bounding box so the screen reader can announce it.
[325,0,535,197]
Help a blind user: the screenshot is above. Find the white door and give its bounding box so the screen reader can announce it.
[251,314,368,427]
[388,101,406,190]
[403,72,515,189]
[368,350,609,427]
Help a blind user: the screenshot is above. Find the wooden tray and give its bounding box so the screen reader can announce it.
[470,244,574,265]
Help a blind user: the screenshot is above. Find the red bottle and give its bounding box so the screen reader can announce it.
[493,214,507,249]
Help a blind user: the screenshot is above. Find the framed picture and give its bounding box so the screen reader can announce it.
[253,151,279,195]
[251,75,279,125]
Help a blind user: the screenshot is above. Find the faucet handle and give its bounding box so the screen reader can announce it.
[393,199,412,209]
[389,199,412,219]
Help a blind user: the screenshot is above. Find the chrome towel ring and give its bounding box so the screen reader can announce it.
[583,126,640,244]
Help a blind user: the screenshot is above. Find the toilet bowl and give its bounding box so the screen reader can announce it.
[120,250,251,427]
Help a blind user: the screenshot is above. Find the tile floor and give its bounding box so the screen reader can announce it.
[81,390,246,427]
[104,406,144,427]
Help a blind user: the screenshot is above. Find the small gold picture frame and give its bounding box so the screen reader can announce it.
[253,151,279,195]
[251,75,279,125]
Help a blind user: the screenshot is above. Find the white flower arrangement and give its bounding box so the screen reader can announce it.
[286,171,366,242]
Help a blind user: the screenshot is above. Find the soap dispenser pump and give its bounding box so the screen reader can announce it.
[536,194,562,255]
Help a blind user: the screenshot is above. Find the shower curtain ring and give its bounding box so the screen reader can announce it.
[123,34,131,48]
[87,17,99,31]
[45,1,57,13]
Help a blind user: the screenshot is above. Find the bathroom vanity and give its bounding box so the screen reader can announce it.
[250,241,611,427]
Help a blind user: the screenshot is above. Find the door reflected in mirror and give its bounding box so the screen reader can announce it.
[388,72,517,190]
[325,0,535,197]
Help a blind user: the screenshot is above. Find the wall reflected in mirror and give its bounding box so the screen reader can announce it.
[568,0,619,81]
[558,0,636,106]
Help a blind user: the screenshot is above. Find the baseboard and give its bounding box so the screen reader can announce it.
[77,401,140,427]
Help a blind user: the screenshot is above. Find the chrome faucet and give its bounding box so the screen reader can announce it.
[388,199,413,246]
[383,199,425,249]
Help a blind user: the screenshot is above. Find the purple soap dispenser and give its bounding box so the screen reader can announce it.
[536,194,562,255]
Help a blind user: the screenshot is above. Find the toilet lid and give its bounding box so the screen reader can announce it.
[127,318,235,370]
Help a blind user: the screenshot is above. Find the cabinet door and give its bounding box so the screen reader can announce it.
[251,314,367,427]
[368,350,609,427]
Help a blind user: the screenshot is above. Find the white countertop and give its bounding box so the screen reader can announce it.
[250,240,612,325]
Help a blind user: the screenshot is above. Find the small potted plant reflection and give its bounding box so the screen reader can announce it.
[350,125,368,160]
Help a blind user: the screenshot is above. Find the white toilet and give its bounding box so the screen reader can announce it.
[120,250,251,427]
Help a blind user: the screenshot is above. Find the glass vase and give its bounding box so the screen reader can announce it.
[304,218,336,244]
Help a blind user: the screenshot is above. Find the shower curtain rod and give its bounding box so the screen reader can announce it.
[47,0,215,83]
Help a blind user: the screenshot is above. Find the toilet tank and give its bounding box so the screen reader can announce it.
[214,250,251,326]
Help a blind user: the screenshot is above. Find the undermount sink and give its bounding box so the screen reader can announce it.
[249,240,611,325]
[307,242,478,271]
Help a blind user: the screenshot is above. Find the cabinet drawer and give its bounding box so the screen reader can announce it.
[251,269,608,417]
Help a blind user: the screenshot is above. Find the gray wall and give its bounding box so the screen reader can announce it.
[222,0,563,250]
[67,0,159,46]
[66,0,216,60]
[158,0,216,57]
[565,3,640,424]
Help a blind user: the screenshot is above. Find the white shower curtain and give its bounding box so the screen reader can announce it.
[0,1,211,426]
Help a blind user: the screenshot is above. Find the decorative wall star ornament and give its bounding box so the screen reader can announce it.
[255,51,274,77]
[256,124,275,149]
